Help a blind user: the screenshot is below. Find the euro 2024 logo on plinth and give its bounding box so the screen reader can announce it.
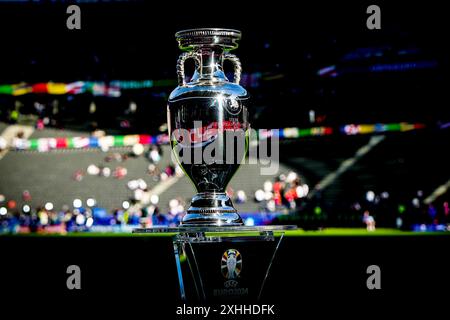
[221,249,242,279]
[215,249,248,298]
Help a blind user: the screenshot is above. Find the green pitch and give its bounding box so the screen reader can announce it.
[283,228,447,236]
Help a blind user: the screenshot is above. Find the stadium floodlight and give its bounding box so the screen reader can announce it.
[73,199,82,208]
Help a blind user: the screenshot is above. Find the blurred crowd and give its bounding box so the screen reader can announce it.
[302,188,450,232]
[1,116,449,233]
[0,189,185,234]
[2,157,449,233]
[253,171,309,212]
[0,137,190,233]
[70,144,179,183]
[349,190,450,231]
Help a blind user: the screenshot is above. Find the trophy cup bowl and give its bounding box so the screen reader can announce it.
[168,28,250,226]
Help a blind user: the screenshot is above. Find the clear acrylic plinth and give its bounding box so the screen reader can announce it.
[133,224,297,234]
[133,225,297,302]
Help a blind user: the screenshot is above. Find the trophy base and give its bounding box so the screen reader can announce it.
[181,192,243,226]
[133,225,298,302]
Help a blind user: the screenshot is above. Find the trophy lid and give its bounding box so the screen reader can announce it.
[175,28,241,51]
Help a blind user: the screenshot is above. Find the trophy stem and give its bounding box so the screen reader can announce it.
[181,192,243,226]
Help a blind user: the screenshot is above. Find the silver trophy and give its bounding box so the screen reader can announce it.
[136,29,296,302]
[168,28,249,226]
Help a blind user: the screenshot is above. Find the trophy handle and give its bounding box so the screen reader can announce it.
[177,52,201,86]
[224,53,242,84]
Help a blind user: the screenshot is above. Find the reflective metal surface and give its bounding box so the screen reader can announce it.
[175,28,242,51]
[168,28,250,226]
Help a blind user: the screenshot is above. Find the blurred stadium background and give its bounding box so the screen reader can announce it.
[0,0,448,234]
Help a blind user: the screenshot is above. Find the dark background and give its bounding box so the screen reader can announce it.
[2,234,450,318]
[0,1,449,317]
[0,0,448,129]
